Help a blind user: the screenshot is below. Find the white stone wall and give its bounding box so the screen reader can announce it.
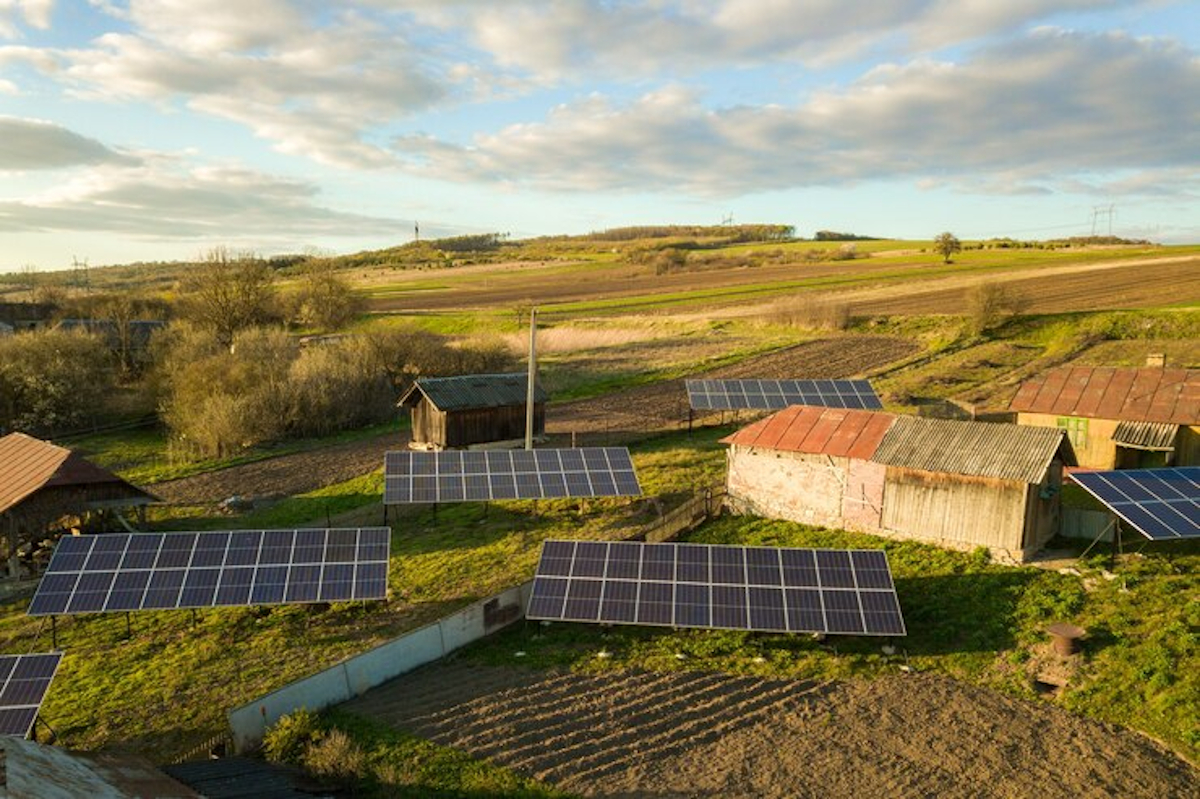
[726,447,849,529]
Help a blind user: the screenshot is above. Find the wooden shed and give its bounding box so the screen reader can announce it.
[398,373,549,450]
[1009,366,1199,469]
[0,432,158,577]
[722,407,1075,562]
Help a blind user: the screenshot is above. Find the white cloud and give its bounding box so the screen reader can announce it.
[0,152,407,243]
[393,30,1200,197]
[0,116,136,169]
[0,0,54,38]
[397,0,1128,77]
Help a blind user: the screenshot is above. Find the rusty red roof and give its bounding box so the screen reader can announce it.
[0,432,156,515]
[720,406,895,458]
[1009,367,1198,425]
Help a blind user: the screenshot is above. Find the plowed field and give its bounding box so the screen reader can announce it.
[343,661,1199,798]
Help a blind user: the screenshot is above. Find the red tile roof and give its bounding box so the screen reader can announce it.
[720,406,895,459]
[1009,367,1198,425]
[0,432,156,515]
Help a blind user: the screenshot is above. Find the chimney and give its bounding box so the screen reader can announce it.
[1145,353,1166,368]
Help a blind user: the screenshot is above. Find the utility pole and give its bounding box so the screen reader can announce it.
[414,221,420,242]
[525,307,537,451]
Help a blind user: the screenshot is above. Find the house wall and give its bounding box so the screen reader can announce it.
[445,404,545,448]
[881,468,1029,553]
[1016,412,1121,469]
[1176,426,1200,466]
[725,447,854,530]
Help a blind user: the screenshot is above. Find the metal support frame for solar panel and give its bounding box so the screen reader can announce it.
[1069,467,1200,541]
[27,528,391,617]
[686,379,883,411]
[0,653,62,738]
[528,540,905,636]
[383,447,642,505]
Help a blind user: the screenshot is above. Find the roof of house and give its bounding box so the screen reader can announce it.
[0,432,157,516]
[1111,420,1179,451]
[398,373,549,411]
[162,757,322,799]
[0,737,202,798]
[1009,367,1198,425]
[872,416,1072,483]
[720,406,895,460]
[723,407,1073,483]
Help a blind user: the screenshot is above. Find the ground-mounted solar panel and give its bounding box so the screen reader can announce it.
[27,528,391,616]
[384,447,642,504]
[1069,467,1200,541]
[685,379,883,411]
[0,653,62,737]
[527,540,905,636]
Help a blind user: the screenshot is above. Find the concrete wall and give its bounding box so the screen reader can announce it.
[227,581,533,753]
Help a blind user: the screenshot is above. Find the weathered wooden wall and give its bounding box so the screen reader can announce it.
[881,467,1028,551]
[409,398,545,449]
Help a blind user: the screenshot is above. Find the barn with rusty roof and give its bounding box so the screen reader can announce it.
[399,373,548,450]
[722,407,1075,561]
[0,432,157,578]
[1009,366,1199,470]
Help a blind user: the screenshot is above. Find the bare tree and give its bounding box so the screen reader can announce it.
[284,261,364,331]
[179,247,277,347]
[934,232,962,264]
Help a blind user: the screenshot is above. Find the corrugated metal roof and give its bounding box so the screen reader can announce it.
[720,406,895,458]
[1112,420,1179,451]
[1009,367,1198,425]
[873,416,1072,483]
[0,432,157,515]
[0,738,202,798]
[398,372,549,412]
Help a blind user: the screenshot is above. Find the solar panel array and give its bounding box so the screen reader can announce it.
[384,448,642,504]
[527,540,905,636]
[686,379,883,411]
[28,528,391,616]
[1070,467,1200,541]
[0,653,62,737]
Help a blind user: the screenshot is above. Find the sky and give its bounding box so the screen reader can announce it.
[0,1,1197,269]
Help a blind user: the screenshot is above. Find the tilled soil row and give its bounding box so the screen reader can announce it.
[342,660,1200,798]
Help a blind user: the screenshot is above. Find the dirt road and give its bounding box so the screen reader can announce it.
[343,660,1199,798]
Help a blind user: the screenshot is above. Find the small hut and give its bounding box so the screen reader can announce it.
[0,432,158,578]
[1009,365,1199,469]
[398,373,548,450]
[723,407,1075,562]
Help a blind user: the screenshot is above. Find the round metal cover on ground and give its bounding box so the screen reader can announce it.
[1046,622,1086,656]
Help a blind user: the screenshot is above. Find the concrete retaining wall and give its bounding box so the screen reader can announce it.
[228,581,533,752]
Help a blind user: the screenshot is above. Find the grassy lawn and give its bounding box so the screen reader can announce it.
[0,428,729,761]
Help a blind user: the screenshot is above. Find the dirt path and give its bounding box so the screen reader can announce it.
[151,336,916,505]
[342,660,1198,798]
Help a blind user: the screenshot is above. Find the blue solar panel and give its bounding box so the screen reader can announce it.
[28,528,390,616]
[527,541,905,636]
[1070,467,1200,540]
[384,447,642,504]
[686,379,883,411]
[0,653,62,737]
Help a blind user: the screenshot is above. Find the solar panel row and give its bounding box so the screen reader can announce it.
[0,653,62,737]
[384,447,642,504]
[686,379,883,411]
[28,528,391,616]
[527,540,905,636]
[1070,467,1200,541]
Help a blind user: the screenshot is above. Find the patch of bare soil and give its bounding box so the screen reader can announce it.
[150,432,406,505]
[547,335,919,441]
[343,661,1199,799]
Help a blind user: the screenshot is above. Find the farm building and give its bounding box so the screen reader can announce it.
[0,432,157,578]
[399,373,548,450]
[1009,366,1199,469]
[723,406,1075,562]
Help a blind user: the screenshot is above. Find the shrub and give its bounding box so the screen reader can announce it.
[771,296,852,331]
[0,329,116,434]
[283,263,364,332]
[302,728,366,783]
[263,708,323,764]
[966,282,1026,335]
